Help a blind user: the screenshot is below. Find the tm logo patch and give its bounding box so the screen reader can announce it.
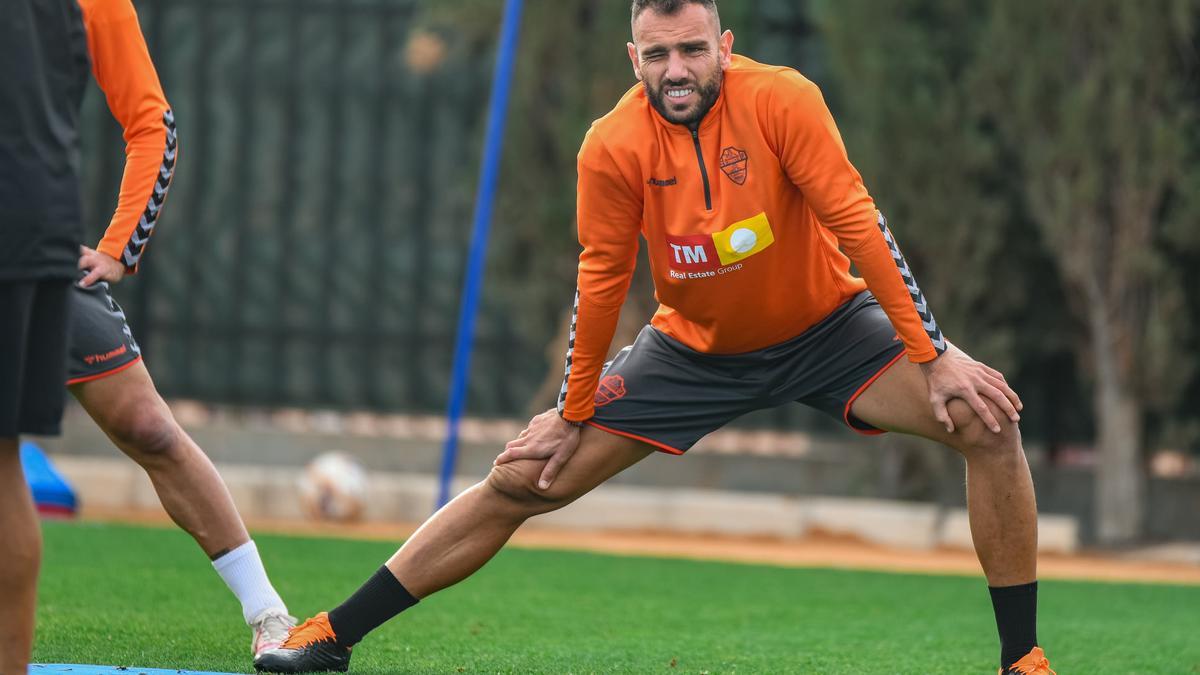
[665,213,775,279]
[665,234,719,272]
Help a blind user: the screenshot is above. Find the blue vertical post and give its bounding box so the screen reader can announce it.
[437,0,525,510]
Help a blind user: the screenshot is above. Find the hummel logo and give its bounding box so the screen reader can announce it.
[83,344,128,365]
[647,176,677,187]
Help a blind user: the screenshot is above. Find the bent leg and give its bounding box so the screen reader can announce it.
[850,358,1037,586]
[387,426,654,597]
[70,361,249,558]
[0,438,41,675]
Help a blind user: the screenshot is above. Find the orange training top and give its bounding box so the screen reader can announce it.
[78,0,176,272]
[557,55,946,422]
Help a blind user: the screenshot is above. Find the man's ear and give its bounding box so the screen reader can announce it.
[718,30,734,70]
[627,41,644,81]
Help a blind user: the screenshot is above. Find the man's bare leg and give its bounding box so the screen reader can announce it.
[850,358,1036,585]
[387,426,654,597]
[0,437,41,675]
[70,362,248,557]
[70,361,291,648]
[851,355,1040,670]
[254,425,653,673]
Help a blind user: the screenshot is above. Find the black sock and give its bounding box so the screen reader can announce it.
[989,581,1038,670]
[327,566,419,647]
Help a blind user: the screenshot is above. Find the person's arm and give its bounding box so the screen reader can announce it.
[77,0,176,286]
[557,133,643,424]
[769,70,1020,432]
[495,129,642,487]
[767,69,943,363]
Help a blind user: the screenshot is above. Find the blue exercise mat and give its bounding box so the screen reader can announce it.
[32,665,245,674]
[20,441,78,516]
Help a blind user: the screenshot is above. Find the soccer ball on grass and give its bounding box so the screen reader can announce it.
[297,451,368,522]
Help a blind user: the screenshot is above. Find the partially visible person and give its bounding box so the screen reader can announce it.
[63,0,297,660]
[1,0,90,670]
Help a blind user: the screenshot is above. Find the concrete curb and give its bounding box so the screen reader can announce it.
[50,455,1080,554]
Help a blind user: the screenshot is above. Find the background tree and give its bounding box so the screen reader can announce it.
[972,0,1199,543]
[812,0,1085,498]
[816,0,1200,542]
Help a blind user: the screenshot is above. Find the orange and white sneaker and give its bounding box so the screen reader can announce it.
[1002,646,1056,675]
[254,611,351,673]
[250,608,297,658]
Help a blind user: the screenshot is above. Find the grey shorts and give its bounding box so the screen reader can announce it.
[587,291,906,454]
[66,280,142,385]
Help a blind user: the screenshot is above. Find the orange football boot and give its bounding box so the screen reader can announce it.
[253,611,350,673]
[1001,646,1056,675]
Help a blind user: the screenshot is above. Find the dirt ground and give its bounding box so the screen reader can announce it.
[77,507,1200,586]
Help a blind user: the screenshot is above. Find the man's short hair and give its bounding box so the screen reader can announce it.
[631,0,720,28]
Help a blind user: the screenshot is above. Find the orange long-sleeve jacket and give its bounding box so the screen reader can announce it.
[79,0,176,272]
[557,55,946,422]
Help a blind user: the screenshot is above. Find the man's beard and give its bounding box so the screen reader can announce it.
[644,68,723,128]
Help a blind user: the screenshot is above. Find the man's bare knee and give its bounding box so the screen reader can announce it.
[946,399,1023,462]
[485,460,578,514]
[106,404,180,462]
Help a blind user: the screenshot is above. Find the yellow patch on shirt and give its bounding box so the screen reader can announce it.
[711,212,774,266]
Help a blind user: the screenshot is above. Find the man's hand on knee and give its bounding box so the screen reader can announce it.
[919,344,1022,434]
[494,409,581,491]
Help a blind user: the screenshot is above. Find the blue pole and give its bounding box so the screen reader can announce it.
[437,0,525,510]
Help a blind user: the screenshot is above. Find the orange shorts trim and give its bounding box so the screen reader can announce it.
[66,355,142,386]
[842,349,906,436]
[584,419,686,455]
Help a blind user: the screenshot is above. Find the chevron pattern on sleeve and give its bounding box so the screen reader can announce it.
[122,109,177,270]
[556,288,581,415]
[877,212,946,354]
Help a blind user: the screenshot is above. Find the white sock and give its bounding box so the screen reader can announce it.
[212,540,287,624]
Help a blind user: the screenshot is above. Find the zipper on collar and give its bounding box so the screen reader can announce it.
[690,126,713,211]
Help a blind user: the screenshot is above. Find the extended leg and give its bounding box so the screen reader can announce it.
[254,427,653,673]
[387,426,653,597]
[70,362,292,652]
[71,361,248,557]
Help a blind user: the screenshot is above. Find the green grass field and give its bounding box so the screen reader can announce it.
[32,521,1200,674]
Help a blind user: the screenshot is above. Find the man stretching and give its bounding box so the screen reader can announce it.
[258,1,1053,673]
